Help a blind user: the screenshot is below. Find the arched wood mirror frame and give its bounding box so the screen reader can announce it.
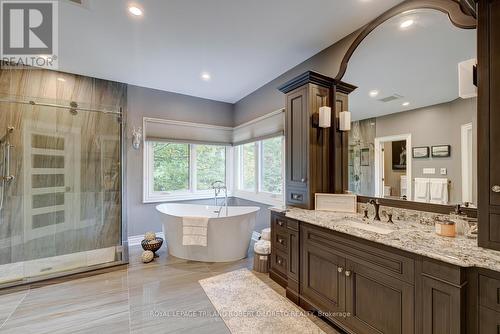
[336,0,478,216]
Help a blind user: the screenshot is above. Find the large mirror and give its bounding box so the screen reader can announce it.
[345,9,477,207]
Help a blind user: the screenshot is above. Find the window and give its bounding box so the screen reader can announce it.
[240,143,256,191]
[261,137,283,194]
[235,136,284,205]
[144,141,228,202]
[153,142,189,192]
[196,145,226,191]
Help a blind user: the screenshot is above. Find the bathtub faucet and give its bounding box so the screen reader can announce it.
[211,180,227,207]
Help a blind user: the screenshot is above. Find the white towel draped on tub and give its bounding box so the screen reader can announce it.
[429,178,449,205]
[182,216,209,247]
[414,178,430,203]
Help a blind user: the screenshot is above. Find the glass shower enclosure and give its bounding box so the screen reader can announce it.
[0,69,126,288]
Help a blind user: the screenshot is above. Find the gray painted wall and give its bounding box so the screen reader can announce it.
[125,85,272,237]
[233,31,360,125]
[375,98,477,204]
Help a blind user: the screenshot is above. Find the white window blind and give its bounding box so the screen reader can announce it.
[143,118,234,146]
[232,109,285,146]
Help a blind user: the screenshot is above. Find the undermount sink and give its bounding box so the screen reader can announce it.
[343,221,395,235]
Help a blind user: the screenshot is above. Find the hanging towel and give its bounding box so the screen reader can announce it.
[414,178,430,203]
[429,178,449,205]
[182,216,209,247]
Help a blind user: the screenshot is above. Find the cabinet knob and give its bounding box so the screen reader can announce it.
[337,267,344,273]
[277,258,282,265]
[278,221,284,226]
[345,270,352,277]
[278,238,284,244]
[493,185,500,193]
[301,178,306,183]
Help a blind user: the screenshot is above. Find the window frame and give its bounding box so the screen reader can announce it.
[143,141,232,203]
[233,136,285,206]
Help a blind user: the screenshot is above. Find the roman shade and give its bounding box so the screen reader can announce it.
[143,109,285,146]
[232,109,285,146]
[143,118,234,146]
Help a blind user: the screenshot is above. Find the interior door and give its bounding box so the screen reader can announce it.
[345,258,414,334]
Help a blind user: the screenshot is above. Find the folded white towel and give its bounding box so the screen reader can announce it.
[414,178,430,203]
[182,216,209,247]
[254,240,271,255]
[429,178,449,204]
[261,228,271,241]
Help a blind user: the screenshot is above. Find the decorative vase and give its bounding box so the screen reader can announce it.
[141,237,163,257]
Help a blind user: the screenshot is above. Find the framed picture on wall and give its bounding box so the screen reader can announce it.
[431,145,451,157]
[413,146,430,158]
[392,140,407,171]
[360,148,370,166]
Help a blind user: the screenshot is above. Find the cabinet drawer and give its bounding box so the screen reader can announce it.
[273,215,288,230]
[303,224,415,284]
[480,275,500,312]
[275,230,288,252]
[422,258,465,286]
[271,249,288,277]
[479,306,500,334]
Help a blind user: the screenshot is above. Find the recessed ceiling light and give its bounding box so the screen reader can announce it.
[400,19,414,29]
[128,6,143,16]
[57,77,66,82]
[369,90,379,98]
[402,102,410,107]
[201,72,211,81]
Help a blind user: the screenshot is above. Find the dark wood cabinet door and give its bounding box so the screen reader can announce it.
[479,0,500,249]
[479,306,500,334]
[422,276,464,334]
[345,258,414,334]
[285,86,309,192]
[287,228,299,282]
[301,240,346,315]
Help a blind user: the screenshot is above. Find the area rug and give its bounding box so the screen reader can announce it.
[199,268,325,334]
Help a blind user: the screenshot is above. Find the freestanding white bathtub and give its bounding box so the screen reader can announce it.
[156,203,260,262]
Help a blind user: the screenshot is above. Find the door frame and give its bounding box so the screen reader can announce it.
[461,122,473,205]
[374,134,412,199]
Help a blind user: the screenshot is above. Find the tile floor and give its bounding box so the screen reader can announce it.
[0,245,340,334]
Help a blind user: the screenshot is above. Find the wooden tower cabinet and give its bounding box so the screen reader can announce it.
[278,71,355,209]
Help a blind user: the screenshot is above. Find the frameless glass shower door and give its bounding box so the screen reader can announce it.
[0,69,126,287]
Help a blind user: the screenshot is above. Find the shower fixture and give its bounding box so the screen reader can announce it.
[0,126,15,212]
[69,101,78,115]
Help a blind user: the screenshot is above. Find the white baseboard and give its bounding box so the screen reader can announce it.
[128,232,165,246]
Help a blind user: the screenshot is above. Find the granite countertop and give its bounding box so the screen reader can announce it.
[271,206,500,272]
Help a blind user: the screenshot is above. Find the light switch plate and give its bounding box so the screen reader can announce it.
[440,168,447,175]
[423,168,436,175]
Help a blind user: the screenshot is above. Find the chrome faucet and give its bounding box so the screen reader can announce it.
[211,181,228,216]
[368,199,381,221]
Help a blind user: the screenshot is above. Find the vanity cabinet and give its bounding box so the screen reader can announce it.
[478,271,500,333]
[269,212,478,334]
[478,0,500,250]
[299,223,415,334]
[269,212,300,302]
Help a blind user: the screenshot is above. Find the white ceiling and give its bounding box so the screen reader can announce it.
[58,0,404,103]
[343,9,477,121]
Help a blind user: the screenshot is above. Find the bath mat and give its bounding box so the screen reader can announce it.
[199,268,325,334]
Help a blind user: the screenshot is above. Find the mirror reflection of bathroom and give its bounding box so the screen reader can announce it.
[345,9,477,207]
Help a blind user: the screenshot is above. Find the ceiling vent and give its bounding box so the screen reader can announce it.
[378,94,404,103]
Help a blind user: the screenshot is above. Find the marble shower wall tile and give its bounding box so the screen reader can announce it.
[0,66,126,267]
